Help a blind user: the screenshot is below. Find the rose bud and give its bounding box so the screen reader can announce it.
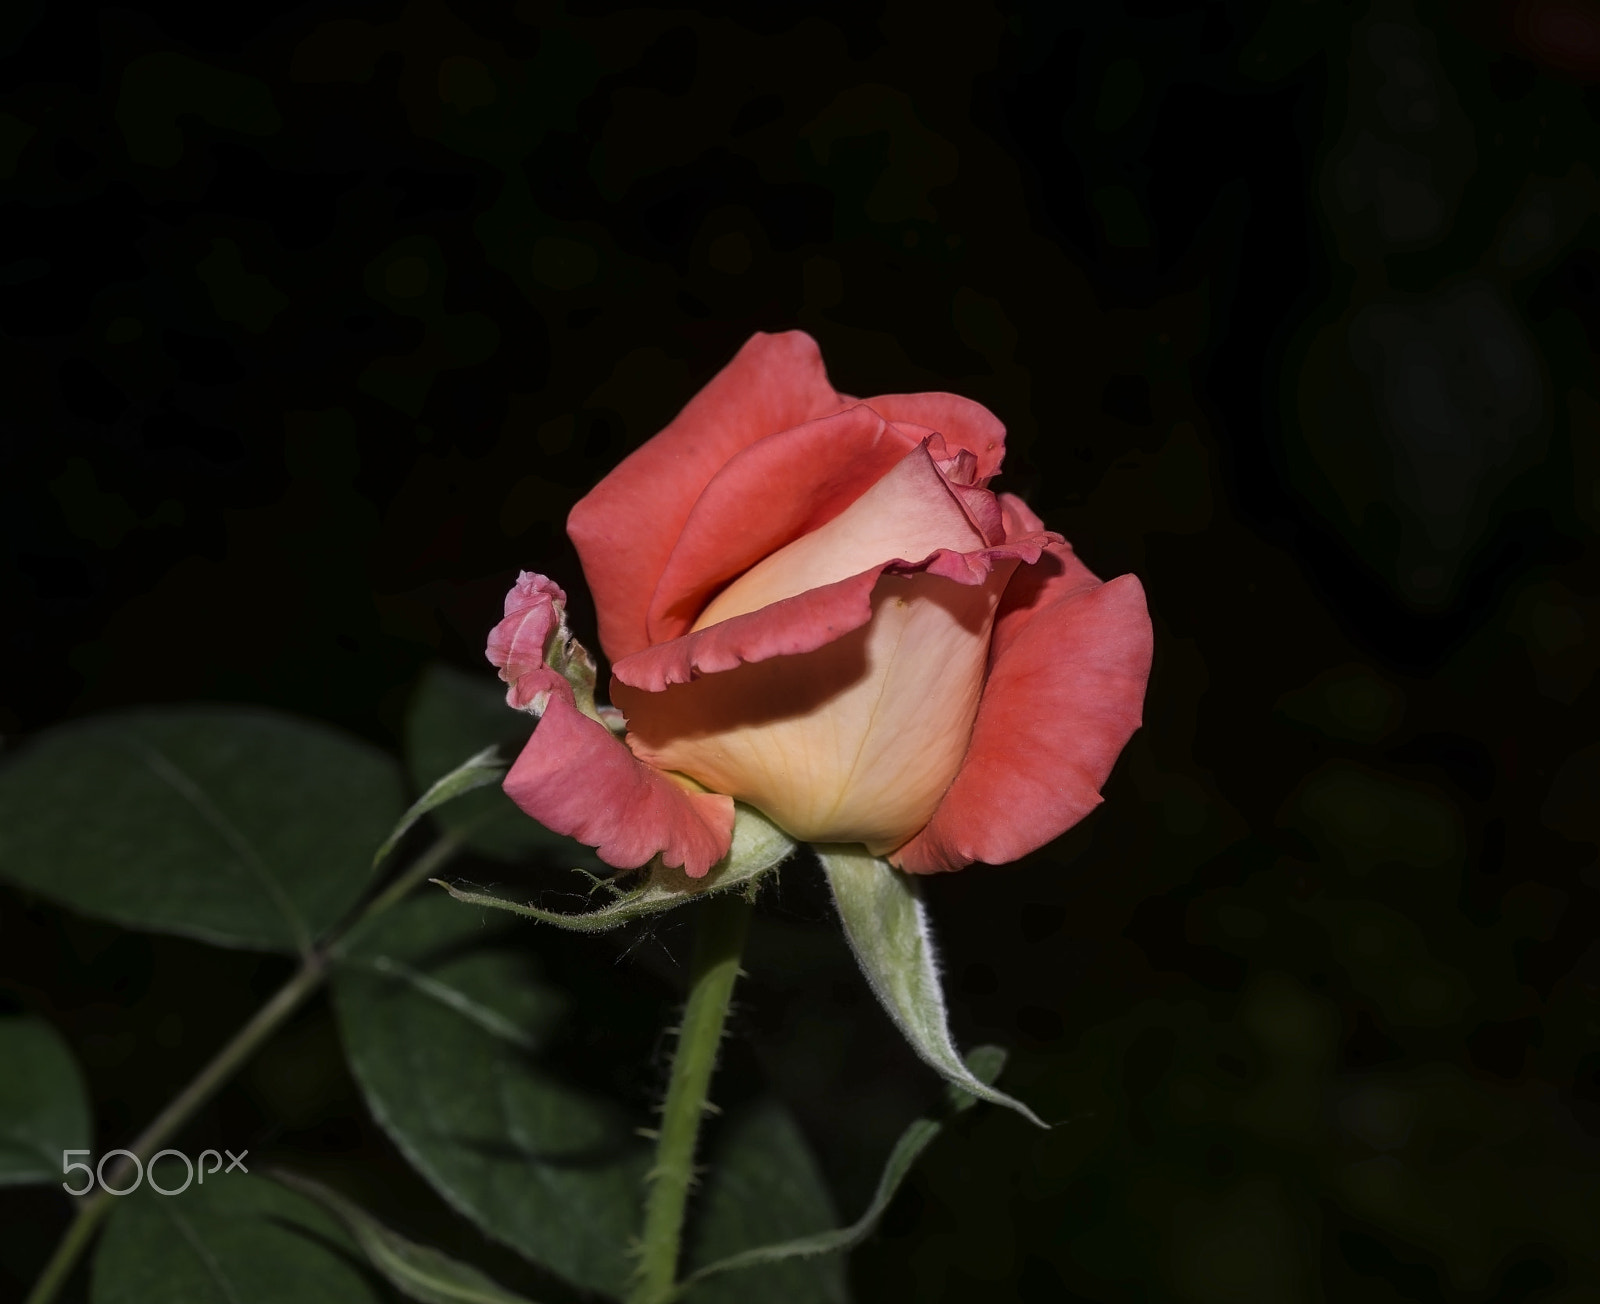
[487,571,593,718]
[490,331,1153,877]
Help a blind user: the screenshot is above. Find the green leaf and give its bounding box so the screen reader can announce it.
[373,744,506,871]
[0,1016,91,1186]
[271,1170,542,1304]
[816,848,1043,1127]
[434,803,794,932]
[682,1102,848,1304]
[91,1170,384,1304]
[676,1048,1006,1297]
[332,894,646,1296]
[406,664,596,865]
[0,708,404,953]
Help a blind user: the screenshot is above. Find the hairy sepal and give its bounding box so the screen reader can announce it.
[817,846,1044,1127]
[433,804,793,931]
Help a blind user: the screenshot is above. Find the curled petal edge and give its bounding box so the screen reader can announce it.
[568,330,844,664]
[485,570,600,718]
[611,530,1062,694]
[643,404,923,646]
[857,392,1008,480]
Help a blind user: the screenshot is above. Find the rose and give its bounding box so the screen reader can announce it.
[488,331,1153,878]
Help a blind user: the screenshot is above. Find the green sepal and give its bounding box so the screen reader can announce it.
[817,847,1044,1127]
[433,803,794,932]
[550,618,600,724]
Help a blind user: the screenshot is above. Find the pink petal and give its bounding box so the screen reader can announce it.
[620,566,884,691]
[644,404,921,645]
[567,331,844,663]
[858,392,1007,479]
[925,433,1004,545]
[503,686,735,877]
[485,572,568,711]
[891,512,1153,874]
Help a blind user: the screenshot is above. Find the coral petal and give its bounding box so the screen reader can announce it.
[891,550,1153,874]
[689,440,993,632]
[618,567,882,690]
[989,494,1105,662]
[859,393,1006,479]
[645,405,919,644]
[567,332,843,663]
[504,690,735,877]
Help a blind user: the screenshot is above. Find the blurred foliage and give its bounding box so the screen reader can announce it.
[0,707,403,951]
[94,1168,384,1304]
[0,1017,92,1186]
[3,0,1598,1301]
[334,894,648,1295]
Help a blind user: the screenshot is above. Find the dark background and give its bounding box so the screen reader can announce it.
[4,0,1599,1299]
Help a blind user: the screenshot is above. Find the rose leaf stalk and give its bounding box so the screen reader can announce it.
[630,890,753,1304]
[22,830,467,1304]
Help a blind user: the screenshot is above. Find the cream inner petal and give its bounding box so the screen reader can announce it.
[619,563,1015,851]
[691,443,984,631]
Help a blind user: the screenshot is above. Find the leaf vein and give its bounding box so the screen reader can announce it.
[160,1201,246,1304]
[123,735,312,954]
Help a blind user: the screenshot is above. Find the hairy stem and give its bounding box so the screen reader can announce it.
[629,891,753,1304]
[23,833,462,1304]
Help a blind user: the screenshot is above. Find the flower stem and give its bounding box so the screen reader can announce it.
[629,891,753,1304]
[22,832,463,1304]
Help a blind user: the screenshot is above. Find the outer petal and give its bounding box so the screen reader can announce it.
[857,393,1006,480]
[567,331,843,663]
[987,494,1101,660]
[503,685,735,877]
[644,405,920,645]
[891,505,1153,874]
